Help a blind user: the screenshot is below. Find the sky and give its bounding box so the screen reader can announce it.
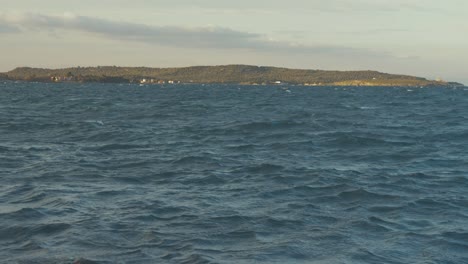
[0,0,467,84]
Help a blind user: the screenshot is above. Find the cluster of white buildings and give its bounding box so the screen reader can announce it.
[50,76,73,82]
[139,79,181,84]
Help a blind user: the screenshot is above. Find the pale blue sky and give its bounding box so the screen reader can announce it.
[1,0,467,83]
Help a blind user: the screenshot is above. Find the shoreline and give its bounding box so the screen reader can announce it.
[1,65,464,87]
[1,79,464,88]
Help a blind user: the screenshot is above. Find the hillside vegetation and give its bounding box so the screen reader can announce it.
[2,65,461,86]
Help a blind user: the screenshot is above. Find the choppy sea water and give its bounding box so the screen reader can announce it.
[1,82,468,264]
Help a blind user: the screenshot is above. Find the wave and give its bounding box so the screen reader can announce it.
[2,83,468,263]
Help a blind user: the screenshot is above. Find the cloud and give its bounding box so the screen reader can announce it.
[0,13,255,48]
[0,12,388,58]
[0,13,258,47]
[0,23,20,33]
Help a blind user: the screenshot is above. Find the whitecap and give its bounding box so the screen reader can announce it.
[359,106,377,110]
[84,120,104,126]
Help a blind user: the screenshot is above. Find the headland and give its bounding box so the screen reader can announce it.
[0,65,463,87]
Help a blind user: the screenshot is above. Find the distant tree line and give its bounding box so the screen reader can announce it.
[1,65,458,86]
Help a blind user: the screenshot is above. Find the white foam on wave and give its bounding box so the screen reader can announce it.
[359,106,377,110]
[84,120,104,126]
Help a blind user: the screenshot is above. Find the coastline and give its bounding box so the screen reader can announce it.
[0,65,464,87]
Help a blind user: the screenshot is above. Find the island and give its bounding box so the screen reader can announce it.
[0,65,464,87]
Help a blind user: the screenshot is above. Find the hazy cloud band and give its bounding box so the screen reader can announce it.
[0,12,385,57]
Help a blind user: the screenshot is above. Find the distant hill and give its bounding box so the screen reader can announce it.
[2,65,463,87]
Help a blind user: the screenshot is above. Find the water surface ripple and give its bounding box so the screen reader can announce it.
[1,82,468,263]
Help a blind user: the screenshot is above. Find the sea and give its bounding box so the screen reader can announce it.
[1,81,467,264]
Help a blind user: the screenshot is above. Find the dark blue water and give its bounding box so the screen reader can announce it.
[1,82,468,264]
